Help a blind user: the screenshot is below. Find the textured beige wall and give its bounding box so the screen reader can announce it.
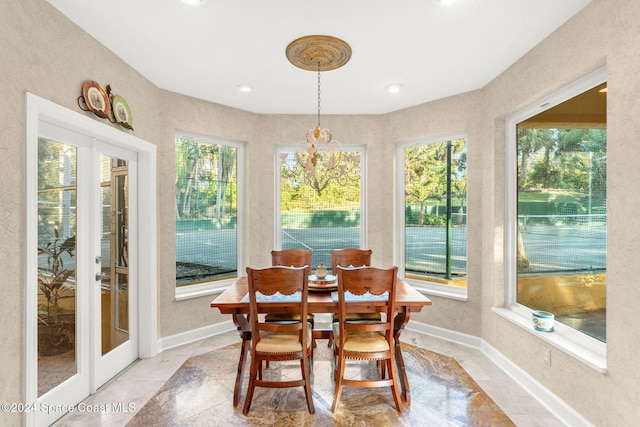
[478,0,640,424]
[384,0,640,423]
[156,92,258,336]
[2,0,640,425]
[0,1,160,425]
[235,113,388,267]
[385,91,485,337]
[157,108,386,336]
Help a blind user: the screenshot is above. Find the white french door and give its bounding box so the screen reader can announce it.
[26,94,157,427]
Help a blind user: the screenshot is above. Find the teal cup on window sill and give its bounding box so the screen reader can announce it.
[532,310,555,332]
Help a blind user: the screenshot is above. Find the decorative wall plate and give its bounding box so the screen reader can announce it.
[112,95,133,129]
[82,81,109,118]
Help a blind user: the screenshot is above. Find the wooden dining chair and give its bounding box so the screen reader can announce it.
[330,248,381,322]
[266,249,317,359]
[331,266,402,412]
[266,249,315,326]
[243,265,315,415]
[233,249,313,405]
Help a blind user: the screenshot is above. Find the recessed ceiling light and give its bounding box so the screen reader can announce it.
[433,0,458,5]
[181,0,206,6]
[386,83,404,94]
[237,83,252,93]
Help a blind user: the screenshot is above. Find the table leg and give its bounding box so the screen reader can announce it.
[394,310,411,405]
[232,313,251,407]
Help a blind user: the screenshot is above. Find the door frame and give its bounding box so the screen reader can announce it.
[25,93,157,426]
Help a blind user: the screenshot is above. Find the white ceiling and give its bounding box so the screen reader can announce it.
[48,0,591,115]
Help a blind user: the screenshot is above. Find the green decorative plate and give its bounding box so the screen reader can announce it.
[112,95,133,129]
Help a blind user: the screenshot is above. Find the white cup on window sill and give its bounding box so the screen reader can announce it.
[532,310,555,332]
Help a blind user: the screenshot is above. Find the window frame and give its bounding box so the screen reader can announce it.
[174,131,245,300]
[274,144,367,252]
[494,66,607,372]
[396,132,468,301]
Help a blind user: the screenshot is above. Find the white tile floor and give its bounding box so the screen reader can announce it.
[53,322,564,426]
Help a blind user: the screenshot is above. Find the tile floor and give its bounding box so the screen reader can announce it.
[53,319,565,426]
[125,337,516,425]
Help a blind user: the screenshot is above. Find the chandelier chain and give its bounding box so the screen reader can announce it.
[316,63,321,129]
[286,37,358,196]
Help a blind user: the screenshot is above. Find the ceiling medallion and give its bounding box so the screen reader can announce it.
[285,36,357,196]
[286,35,352,72]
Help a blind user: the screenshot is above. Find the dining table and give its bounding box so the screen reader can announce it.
[210,275,432,407]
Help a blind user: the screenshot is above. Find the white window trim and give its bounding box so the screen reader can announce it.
[174,131,245,300]
[502,66,607,372]
[396,132,468,301]
[274,144,367,250]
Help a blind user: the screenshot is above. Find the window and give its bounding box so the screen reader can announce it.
[175,133,243,296]
[502,67,607,370]
[398,135,467,299]
[276,145,365,270]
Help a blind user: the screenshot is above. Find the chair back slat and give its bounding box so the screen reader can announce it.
[259,321,303,332]
[330,248,372,274]
[271,249,312,268]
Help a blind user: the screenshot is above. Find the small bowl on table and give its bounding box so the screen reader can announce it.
[532,310,555,332]
[315,264,328,279]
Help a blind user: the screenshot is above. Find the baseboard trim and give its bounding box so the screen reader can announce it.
[479,340,594,427]
[158,320,236,352]
[406,320,483,348]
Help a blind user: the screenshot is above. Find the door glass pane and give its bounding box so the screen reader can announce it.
[37,138,77,396]
[114,173,129,336]
[100,156,129,355]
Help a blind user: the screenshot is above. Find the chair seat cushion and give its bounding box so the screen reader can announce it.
[332,322,390,352]
[256,323,312,353]
[332,312,381,322]
[265,313,315,323]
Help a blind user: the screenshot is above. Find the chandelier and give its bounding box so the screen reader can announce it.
[285,35,359,196]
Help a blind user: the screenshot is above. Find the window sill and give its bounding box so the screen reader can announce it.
[404,278,468,301]
[492,305,607,373]
[175,277,236,301]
